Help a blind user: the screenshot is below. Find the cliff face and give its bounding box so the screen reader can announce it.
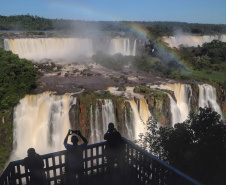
[145,92,171,126]
[69,92,127,140]
[215,84,226,119]
[69,84,225,141]
[190,83,199,111]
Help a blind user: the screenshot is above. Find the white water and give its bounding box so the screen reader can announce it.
[101,99,116,134]
[163,34,226,48]
[89,104,102,144]
[150,83,192,125]
[109,38,136,56]
[198,84,224,119]
[9,83,224,162]
[4,38,93,61]
[124,106,134,140]
[10,92,76,161]
[129,99,148,140]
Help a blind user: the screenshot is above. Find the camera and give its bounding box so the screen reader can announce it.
[70,130,79,135]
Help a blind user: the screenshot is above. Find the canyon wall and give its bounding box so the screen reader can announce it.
[6,83,224,163]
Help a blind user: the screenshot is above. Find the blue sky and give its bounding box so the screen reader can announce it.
[1,0,226,24]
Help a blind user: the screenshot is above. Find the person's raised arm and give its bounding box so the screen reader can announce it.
[77,131,88,144]
[64,130,71,146]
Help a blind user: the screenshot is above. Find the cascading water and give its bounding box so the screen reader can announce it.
[101,99,116,134]
[10,92,76,161]
[9,83,224,163]
[198,84,224,119]
[132,39,137,56]
[150,83,192,125]
[124,106,134,140]
[129,99,147,140]
[89,104,102,144]
[4,38,93,61]
[139,99,150,129]
[163,34,226,48]
[109,38,136,56]
[167,95,181,126]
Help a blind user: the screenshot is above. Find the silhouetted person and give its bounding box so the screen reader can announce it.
[64,129,88,185]
[104,123,123,170]
[22,148,47,185]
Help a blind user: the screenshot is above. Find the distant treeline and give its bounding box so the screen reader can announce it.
[1,14,226,36]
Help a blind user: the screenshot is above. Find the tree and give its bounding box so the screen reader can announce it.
[137,107,226,185]
[0,49,37,109]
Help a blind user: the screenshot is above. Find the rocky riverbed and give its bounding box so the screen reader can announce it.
[32,62,181,94]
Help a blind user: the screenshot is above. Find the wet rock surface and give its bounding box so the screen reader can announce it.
[32,63,182,95]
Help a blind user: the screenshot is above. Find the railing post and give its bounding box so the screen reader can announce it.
[1,140,202,185]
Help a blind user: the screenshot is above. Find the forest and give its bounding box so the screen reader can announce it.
[93,39,226,86]
[137,107,226,185]
[0,49,37,110]
[1,14,226,36]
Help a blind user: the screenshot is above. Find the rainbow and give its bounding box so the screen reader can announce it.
[49,1,189,72]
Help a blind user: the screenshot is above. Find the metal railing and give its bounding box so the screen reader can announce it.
[0,138,202,185]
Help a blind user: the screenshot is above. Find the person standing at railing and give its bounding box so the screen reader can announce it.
[64,129,88,185]
[104,123,124,171]
[22,148,48,185]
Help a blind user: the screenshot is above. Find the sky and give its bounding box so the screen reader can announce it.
[1,0,226,24]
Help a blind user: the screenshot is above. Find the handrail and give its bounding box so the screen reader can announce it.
[122,137,202,185]
[0,138,202,185]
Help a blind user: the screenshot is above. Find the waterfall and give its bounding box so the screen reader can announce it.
[167,94,181,126]
[163,34,226,48]
[139,99,150,128]
[198,84,224,119]
[89,104,102,144]
[101,99,116,133]
[4,38,93,61]
[10,92,76,161]
[132,39,137,56]
[89,105,94,144]
[109,38,136,56]
[150,83,192,125]
[124,106,134,140]
[129,99,147,140]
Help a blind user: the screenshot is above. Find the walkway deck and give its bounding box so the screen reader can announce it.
[0,138,202,185]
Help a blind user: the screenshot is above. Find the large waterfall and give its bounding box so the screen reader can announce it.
[128,99,149,140]
[89,99,116,144]
[163,34,226,48]
[10,92,76,161]
[151,83,192,126]
[9,83,223,162]
[10,93,150,162]
[109,38,136,56]
[4,38,93,61]
[198,84,224,119]
[150,83,223,125]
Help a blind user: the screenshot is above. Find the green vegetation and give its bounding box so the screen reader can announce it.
[0,49,37,109]
[133,86,153,94]
[92,52,131,71]
[0,15,53,30]
[137,107,226,185]
[0,110,13,174]
[0,49,37,173]
[117,86,126,91]
[175,40,226,83]
[192,70,226,83]
[1,14,226,36]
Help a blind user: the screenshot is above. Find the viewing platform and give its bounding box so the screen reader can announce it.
[0,138,202,185]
